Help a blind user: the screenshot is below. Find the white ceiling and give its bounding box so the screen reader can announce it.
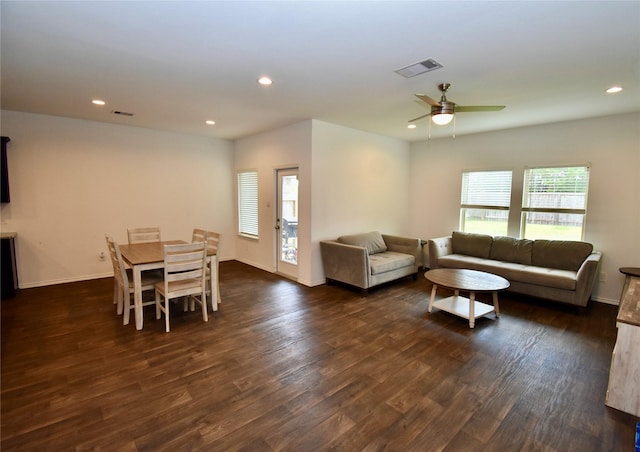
[2,1,639,142]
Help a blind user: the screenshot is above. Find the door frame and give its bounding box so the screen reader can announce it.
[275,167,299,280]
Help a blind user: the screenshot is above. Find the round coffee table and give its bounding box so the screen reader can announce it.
[424,268,510,328]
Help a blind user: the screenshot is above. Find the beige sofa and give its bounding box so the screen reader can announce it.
[320,231,421,295]
[428,232,602,308]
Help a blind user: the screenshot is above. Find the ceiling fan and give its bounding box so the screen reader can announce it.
[409,83,505,126]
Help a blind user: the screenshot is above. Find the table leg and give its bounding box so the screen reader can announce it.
[210,255,218,312]
[469,291,476,328]
[493,291,500,318]
[133,267,144,330]
[428,284,437,313]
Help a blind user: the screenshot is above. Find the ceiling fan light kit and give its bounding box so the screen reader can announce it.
[409,82,505,134]
[432,112,454,125]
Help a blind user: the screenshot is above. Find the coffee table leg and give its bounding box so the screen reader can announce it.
[469,291,476,328]
[428,284,437,313]
[493,291,500,318]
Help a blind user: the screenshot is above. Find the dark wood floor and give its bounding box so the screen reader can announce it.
[1,261,637,451]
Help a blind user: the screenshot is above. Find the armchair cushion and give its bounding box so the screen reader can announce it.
[338,231,387,255]
[370,252,415,275]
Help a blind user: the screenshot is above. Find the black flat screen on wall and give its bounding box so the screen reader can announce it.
[1,136,10,203]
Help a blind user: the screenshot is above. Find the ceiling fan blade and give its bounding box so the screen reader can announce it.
[408,112,433,122]
[455,105,505,112]
[415,94,440,107]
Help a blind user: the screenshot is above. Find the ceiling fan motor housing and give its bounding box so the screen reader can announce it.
[434,101,456,115]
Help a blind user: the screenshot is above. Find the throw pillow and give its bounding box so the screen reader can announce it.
[338,231,388,255]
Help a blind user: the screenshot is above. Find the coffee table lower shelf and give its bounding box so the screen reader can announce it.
[431,295,496,328]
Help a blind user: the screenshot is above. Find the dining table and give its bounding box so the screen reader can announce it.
[119,240,219,330]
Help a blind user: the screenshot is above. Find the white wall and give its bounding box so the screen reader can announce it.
[4,108,635,303]
[0,110,235,288]
[234,119,411,287]
[408,112,640,303]
[310,120,411,285]
[234,120,313,281]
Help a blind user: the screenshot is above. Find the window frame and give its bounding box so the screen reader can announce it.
[520,164,590,241]
[459,169,513,237]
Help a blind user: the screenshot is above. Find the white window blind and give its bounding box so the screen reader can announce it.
[461,170,512,209]
[238,170,258,238]
[460,170,512,236]
[521,165,589,240]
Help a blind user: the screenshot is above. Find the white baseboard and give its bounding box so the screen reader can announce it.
[19,272,113,289]
[592,296,619,306]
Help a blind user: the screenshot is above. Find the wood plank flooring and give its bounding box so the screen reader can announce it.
[2,261,638,451]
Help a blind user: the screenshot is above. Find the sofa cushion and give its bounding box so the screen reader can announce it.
[451,231,493,258]
[338,231,387,255]
[370,251,415,275]
[517,266,577,290]
[490,236,533,265]
[437,255,577,290]
[532,240,593,271]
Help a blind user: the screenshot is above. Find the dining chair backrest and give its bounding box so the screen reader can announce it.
[192,229,220,255]
[192,228,207,244]
[162,241,208,298]
[205,231,220,255]
[105,234,129,292]
[155,241,208,332]
[127,227,161,244]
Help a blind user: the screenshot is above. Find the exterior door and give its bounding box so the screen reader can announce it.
[276,168,298,280]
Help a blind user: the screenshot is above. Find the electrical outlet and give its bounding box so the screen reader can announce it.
[98,251,106,261]
[599,272,607,283]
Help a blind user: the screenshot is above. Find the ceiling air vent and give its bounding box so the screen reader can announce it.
[111,110,134,117]
[395,58,443,78]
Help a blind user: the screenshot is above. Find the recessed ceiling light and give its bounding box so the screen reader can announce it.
[91,99,106,106]
[606,86,623,94]
[257,76,273,86]
[205,120,216,125]
[407,124,417,129]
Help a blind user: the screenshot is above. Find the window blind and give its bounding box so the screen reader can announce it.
[238,171,258,237]
[461,170,512,210]
[522,166,589,213]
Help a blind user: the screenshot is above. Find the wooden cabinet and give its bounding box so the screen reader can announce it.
[605,276,640,417]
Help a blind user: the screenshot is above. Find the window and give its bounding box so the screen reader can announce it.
[460,170,512,236]
[238,170,258,238]
[521,165,589,240]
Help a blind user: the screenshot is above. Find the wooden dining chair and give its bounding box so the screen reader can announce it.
[155,241,208,333]
[105,235,163,325]
[192,229,221,311]
[127,226,161,244]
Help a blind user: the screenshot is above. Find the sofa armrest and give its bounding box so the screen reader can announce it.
[574,251,602,307]
[320,240,370,289]
[428,236,452,269]
[382,234,422,272]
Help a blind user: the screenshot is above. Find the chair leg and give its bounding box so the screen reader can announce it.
[116,285,124,316]
[215,258,221,306]
[123,292,131,325]
[164,297,170,332]
[200,294,208,323]
[155,290,162,320]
